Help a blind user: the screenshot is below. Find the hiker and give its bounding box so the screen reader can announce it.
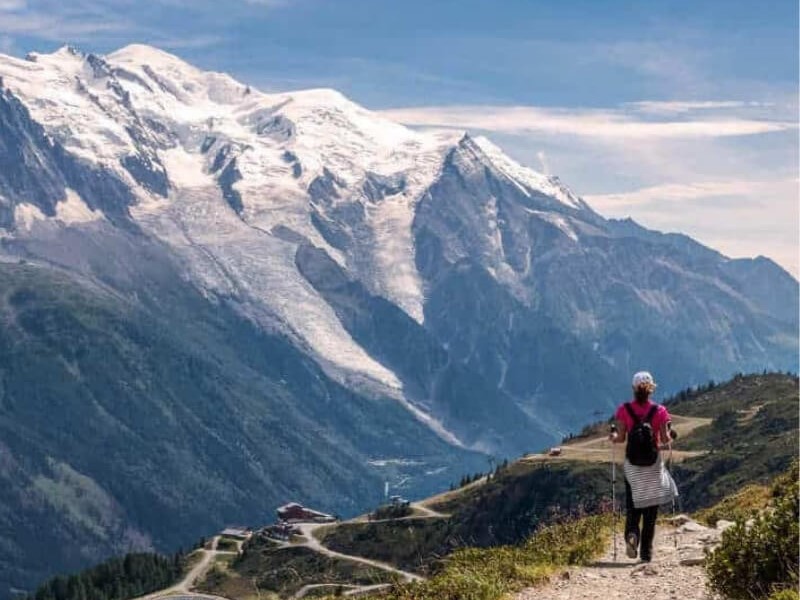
[609,371,677,562]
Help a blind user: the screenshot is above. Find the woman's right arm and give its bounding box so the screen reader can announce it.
[609,419,627,443]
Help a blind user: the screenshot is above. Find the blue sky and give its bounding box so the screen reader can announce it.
[1,0,797,275]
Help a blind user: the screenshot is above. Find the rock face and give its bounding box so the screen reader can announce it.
[0,44,797,597]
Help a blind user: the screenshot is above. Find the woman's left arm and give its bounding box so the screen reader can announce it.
[659,422,671,449]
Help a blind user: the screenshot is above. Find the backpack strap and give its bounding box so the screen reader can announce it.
[623,402,640,424]
[644,404,659,424]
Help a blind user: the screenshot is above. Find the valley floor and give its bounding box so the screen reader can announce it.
[516,517,726,600]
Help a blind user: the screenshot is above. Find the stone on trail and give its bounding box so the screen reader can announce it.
[678,520,709,533]
[668,514,693,526]
[631,563,659,577]
[715,519,735,531]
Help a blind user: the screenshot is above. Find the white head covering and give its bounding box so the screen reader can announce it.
[632,371,656,389]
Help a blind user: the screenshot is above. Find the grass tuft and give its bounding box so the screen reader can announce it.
[694,483,771,526]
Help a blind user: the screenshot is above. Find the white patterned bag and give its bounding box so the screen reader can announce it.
[624,454,679,509]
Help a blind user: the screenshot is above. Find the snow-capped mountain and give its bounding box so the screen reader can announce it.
[0,43,797,596]
[1,43,796,445]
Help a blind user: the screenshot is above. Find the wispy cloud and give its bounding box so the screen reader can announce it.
[0,0,282,47]
[0,0,131,41]
[381,97,797,275]
[535,150,550,175]
[0,0,26,11]
[624,100,773,115]
[585,176,799,276]
[378,104,796,140]
[584,178,798,209]
[152,34,225,49]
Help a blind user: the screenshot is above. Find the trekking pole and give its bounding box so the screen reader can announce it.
[667,422,678,549]
[610,423,618,562]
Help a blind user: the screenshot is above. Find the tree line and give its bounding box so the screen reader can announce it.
[452,458,510,489]
[23,552,185,600]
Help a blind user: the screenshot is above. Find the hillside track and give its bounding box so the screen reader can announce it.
[133,536,237,600]
[516,517,727,600]
[292,523,424,583]
[522,413,712,464]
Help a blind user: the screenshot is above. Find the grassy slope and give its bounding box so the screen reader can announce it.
[348,516,610,600]
[318,461,610,576]
[667,373,798,511]
[17,362,796,600]
[307,373,798,597]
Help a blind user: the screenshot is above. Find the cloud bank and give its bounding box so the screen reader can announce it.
[378,103,796,140]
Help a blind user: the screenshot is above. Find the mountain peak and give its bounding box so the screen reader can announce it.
[108,43,191,68]
[469,135,588,211]
[283,87,353,107]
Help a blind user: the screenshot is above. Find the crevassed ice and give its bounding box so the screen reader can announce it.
[144,145,405,391]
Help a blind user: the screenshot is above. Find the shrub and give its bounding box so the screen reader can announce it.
[706,461,799,600]
[371,503,413,520]
[768,591,799,600]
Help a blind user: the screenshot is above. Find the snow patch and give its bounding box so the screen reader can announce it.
[56,189,101,224]
[367,458,425,467]
[132,176,405,393]
[160,147,212,188]
[391,395,465,447]
[526,209,579,242]
[13,203,46,229]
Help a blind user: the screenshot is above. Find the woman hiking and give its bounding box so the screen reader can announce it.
[609,371,677,563]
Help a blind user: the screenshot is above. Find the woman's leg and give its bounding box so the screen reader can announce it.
[624,480,642,557]
[640,505,659,561]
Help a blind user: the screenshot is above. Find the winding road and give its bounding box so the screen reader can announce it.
[294,522,424,583]
[138,413,712,599]
[133,536,237,600]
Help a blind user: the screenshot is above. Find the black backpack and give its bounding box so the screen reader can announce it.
[624,403,659,466]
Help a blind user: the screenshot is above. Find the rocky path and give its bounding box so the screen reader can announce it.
[516,516,729,600]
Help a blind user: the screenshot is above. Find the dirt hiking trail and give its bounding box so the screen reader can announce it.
[516,516,729,600]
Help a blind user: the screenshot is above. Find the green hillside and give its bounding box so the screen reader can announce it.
[667,373,798,510]
[11,355,797,600]
[198,372,798,599]
[0,260,483,599]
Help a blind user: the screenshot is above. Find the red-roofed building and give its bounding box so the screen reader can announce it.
[276,502,336,523]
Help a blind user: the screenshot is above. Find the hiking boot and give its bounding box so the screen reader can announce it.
[626,533,639,559]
